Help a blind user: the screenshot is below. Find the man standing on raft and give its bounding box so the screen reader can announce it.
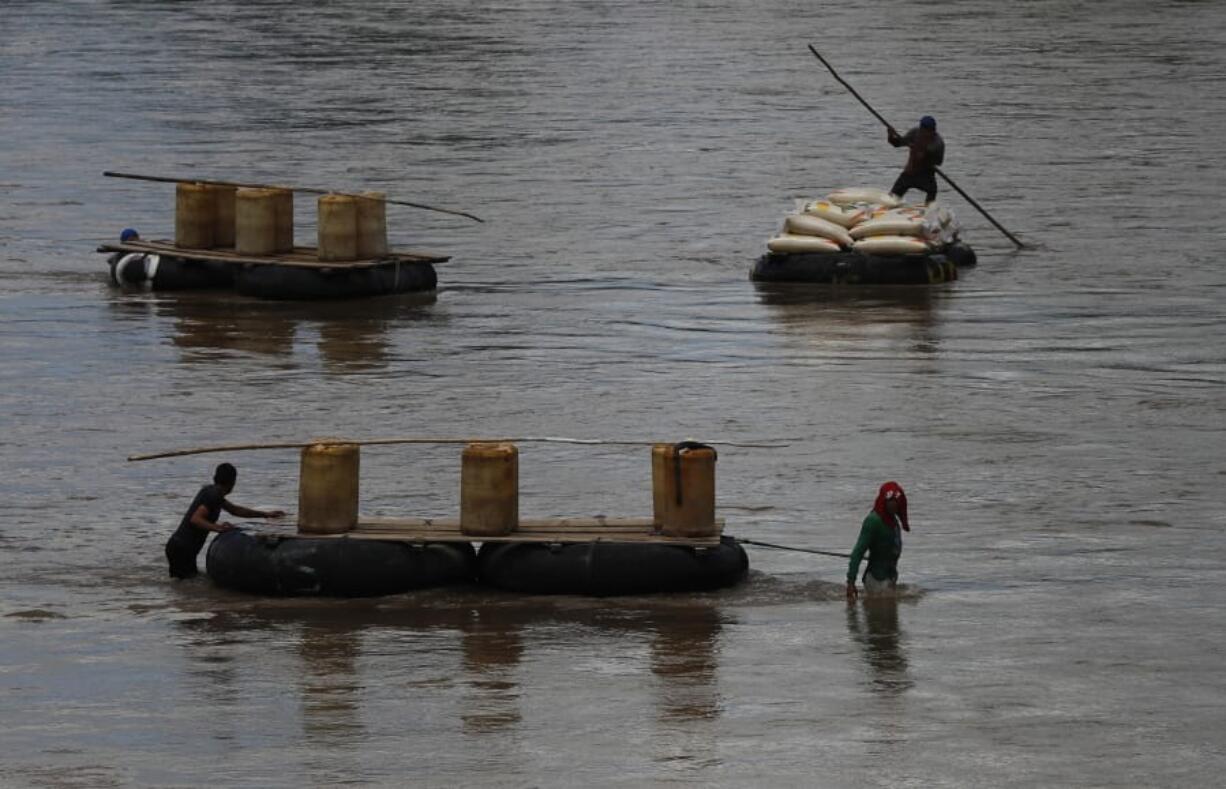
[888,116,944,204]
[846,481,909,601]
[165,462,284,579]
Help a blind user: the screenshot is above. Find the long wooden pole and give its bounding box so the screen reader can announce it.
[806,44,1026,249]
[127,436,793,462]
[103,171,485,224]
[929,166,1025,249]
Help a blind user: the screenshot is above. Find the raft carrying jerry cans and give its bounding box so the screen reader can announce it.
[201,436,746,597]
[651,442,717,538]
[460,442,519,537]
[100,174,449,299]
[297,441,360,534]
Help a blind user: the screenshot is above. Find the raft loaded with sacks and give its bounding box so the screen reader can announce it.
[98,174,471,300]
[159,438,749,598]
[753,187,976,285]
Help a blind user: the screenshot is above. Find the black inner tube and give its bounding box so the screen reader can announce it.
[476,536,748,597]
[206,530,477,597]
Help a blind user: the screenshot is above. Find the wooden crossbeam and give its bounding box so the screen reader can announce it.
[99,239,449,269]
[258,516,726,547]
[299,531,721,547]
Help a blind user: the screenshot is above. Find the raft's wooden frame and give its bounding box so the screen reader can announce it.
[262,516,725,547]
[126,437,746,548]
[99,238,449,270]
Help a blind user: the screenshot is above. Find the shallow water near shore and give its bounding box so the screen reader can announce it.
[2,1,1226,786]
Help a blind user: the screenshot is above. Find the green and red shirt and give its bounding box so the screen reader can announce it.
[847,511,902,583]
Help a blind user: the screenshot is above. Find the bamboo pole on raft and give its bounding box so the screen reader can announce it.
[103,171,485,224]
[126,436,793,462]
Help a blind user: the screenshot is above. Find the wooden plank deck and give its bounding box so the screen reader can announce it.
[261,516,725,547]
[99,239,450,269]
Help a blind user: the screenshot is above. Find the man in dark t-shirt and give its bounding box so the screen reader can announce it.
[888,115,945,203]
[165,462,284,579]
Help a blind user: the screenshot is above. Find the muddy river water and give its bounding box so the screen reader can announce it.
[2,1,1224,785]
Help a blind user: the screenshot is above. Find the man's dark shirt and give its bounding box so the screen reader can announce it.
[171,484,225,552]
[893,126,945,175]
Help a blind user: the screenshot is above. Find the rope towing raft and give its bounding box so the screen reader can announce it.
[98,172,482,300]
[134,436,792,597]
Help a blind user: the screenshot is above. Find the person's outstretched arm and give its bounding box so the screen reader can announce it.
[221,500,285,519]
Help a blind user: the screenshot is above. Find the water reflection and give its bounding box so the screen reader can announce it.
[452,599,726,735]
[754,284,946,356]
[170,603,365,745]
[754,283,943,313]
[168,297,299,359]
[172,606,244,722]
[168,592,728,751]
[296,614,364,742]
[445,601,728,769]
[104,290,438,371]
[647,605,723,723]
[845,598,912,697]
[169,602,369,785]
[644,604,723,770]
[459,609,524,734]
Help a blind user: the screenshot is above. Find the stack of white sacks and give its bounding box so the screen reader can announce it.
[767,188,959,256]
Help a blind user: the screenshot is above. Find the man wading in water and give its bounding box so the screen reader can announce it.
[846,481,909,601]
[165,463,284,579]
[888,115,944,204]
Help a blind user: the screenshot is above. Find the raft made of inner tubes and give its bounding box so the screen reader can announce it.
[476,536,749,596]
[206,529,477,597]
[107,252,437,300]
[100,240,446,300]
[943,241,977,268]
[750,241,976,285]
[233,258,437,300]
[108,252,233,290]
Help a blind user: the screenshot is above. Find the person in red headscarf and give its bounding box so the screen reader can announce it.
[846,481,909,601]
